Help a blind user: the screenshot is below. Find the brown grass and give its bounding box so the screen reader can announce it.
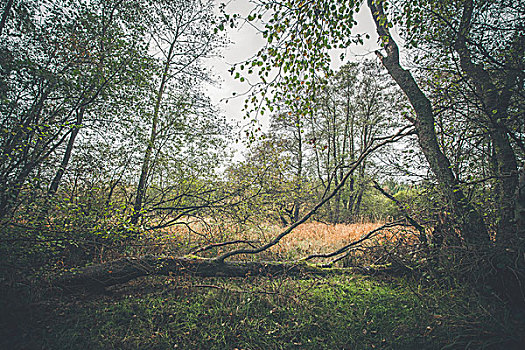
[277,222,382,253]
[130,220,417,263]
[270,221,416,259]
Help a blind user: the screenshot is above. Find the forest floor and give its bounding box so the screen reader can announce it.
[1,222,524,349]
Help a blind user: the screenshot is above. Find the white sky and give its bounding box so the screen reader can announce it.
[204,0,387,159]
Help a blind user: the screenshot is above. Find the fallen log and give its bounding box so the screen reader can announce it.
[53,255,397,292]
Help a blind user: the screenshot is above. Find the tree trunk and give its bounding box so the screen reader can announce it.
[517,164,525,236]
[131,41,176,225]
[0,0,14,35]
[454,0,520,242]
[367,0,489,243]
[53,255,396,292]
[292,114,303,222]
[490,127,519,240]
[0,159,40,221]
[48,107,85,195]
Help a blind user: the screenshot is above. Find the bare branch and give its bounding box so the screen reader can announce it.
[372,180,427,244]
[190,240,260,254]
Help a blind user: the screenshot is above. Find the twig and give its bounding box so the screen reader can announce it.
[190,240,260,254]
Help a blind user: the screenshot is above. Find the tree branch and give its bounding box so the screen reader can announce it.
[213,126,413,263]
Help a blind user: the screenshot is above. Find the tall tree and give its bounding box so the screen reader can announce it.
[390,0,523,241]
[130,0,225,225]
[309,60,404,223]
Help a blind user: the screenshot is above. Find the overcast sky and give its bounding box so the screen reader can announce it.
[204,0,383,158]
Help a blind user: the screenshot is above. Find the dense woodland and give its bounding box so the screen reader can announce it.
[1,0,524,348]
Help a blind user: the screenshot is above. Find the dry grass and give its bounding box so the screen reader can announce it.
[125,220,418,263]
[275,222,383,256]
[291,221,382,243]
[172,221,411,258]
[271,221,417,259]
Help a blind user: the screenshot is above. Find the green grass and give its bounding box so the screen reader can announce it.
[2,274,522,349]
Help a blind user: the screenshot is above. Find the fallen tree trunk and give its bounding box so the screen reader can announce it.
[53,256,398,292]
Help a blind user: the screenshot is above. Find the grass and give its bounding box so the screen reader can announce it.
[2,274,522,349]
[274,222,416,260]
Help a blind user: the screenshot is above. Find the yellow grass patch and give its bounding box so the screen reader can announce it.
[137,220,416,262]
[269,222,415,258]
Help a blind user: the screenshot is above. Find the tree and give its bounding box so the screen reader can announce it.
[130,0,226,225]
[367,0,510,243]
[267,110,308,223]
[0,0,230,231]
[307,60,406,223]
[224,137,304,226]
[46,0,152,196]
[388,0,524,241]
[0,0,149,220]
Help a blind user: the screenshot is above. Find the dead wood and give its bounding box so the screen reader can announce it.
[53,256,396,292]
